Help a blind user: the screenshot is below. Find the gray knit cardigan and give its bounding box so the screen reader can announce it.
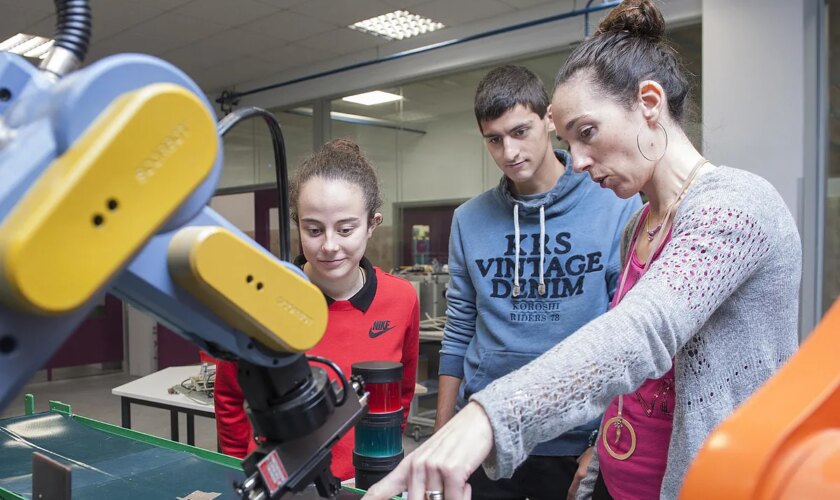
[471,166,801,499]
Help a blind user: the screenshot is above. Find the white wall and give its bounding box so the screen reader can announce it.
[209,192,255,233]
[702,0,807,221]
[126,303,157,376]
[399,112,489,201]
[703,0,821,336]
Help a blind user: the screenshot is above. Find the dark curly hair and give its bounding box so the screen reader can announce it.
[289,139,382,226]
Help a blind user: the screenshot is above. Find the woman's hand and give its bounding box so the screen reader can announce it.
[362,402,494,500]
[567,446,593,500]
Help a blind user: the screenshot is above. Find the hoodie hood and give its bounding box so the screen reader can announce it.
[495,149,591,217]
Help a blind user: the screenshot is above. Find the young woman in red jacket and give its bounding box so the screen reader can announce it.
[214,139,420,480]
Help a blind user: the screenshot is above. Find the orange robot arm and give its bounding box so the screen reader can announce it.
[681,299,840,499]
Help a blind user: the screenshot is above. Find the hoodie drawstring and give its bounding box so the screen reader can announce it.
[538,205,546,296]
[513,204,521,297]
[512,204,547,297]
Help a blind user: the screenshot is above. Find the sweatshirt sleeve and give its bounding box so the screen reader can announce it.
[438,213,477,379]
[399,293,420,430]
[471,194,783,479]
[213,360,253,458]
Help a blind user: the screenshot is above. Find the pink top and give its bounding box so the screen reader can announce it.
[597,206,675,500]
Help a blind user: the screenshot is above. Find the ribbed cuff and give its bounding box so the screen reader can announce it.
[438,353,466,379]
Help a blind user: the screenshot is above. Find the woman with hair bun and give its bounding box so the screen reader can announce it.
[363,1,800,499]
[214,139,419,481]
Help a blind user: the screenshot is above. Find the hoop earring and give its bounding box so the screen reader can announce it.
[637,122,668,162]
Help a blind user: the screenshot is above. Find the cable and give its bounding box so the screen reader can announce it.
[217,107,291,261]
[176,378,214,405]
[169,364,216,405]
[307,355,350,407]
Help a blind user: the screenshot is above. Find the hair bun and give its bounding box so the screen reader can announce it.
[326,138,362,154]
[595,0,665,41]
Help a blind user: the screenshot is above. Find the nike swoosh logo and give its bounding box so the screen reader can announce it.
[369,326,396,338]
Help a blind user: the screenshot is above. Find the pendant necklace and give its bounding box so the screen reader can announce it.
[645,218,664,242]
[602,157,709,461]
[602,392,636,460]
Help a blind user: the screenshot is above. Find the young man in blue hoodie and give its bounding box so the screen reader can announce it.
[435,65,640,499]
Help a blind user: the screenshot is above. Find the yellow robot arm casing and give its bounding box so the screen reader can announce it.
[168,226,328,353]
[0,83,218,315]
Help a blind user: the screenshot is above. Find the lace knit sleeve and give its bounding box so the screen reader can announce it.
[471,189,777,479]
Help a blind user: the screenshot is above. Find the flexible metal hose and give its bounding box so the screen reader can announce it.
[52,0,92,63]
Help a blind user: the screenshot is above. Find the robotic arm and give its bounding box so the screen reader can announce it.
[0,2,367,498]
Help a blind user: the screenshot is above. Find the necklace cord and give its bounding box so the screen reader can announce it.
[605,157,709,459]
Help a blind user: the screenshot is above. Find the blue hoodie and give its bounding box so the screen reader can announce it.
[439,149,641,457]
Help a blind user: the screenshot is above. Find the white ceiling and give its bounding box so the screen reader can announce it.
[0,0,566,97]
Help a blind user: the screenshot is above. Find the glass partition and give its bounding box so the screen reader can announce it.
[218,107,314,191]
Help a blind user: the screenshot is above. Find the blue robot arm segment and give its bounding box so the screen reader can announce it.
[0,28,366,498]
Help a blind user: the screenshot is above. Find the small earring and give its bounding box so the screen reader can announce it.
[636,122,668,162]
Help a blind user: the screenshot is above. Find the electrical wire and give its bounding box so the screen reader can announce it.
[419,312,446,332]
[176,378,214,405]
[217,107,291,261]
[307,355,350,407]
[170,363,216,405]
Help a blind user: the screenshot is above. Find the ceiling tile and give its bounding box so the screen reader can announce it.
[289,0,392,26]
[173,0,280,28]
[255,42,335,70]
[411,0,515,25]
[85,31,165,60]
[498,0,557,8]
[129,0,194,11]
[239,11,336,43]
[0,2,54,41]
[296,27,383,56]
[193,55,275,91]
[252,0,309,8]
[162,28,284,71]
[380,0,437,8]
[95,13,227,56]
[88,0,167,42]
[21,16,56,38]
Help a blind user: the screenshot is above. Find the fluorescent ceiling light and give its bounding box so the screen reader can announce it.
[342,90,402,106]
[291,107,392,125]
[349,10,445,41]
[0,33,54,59]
